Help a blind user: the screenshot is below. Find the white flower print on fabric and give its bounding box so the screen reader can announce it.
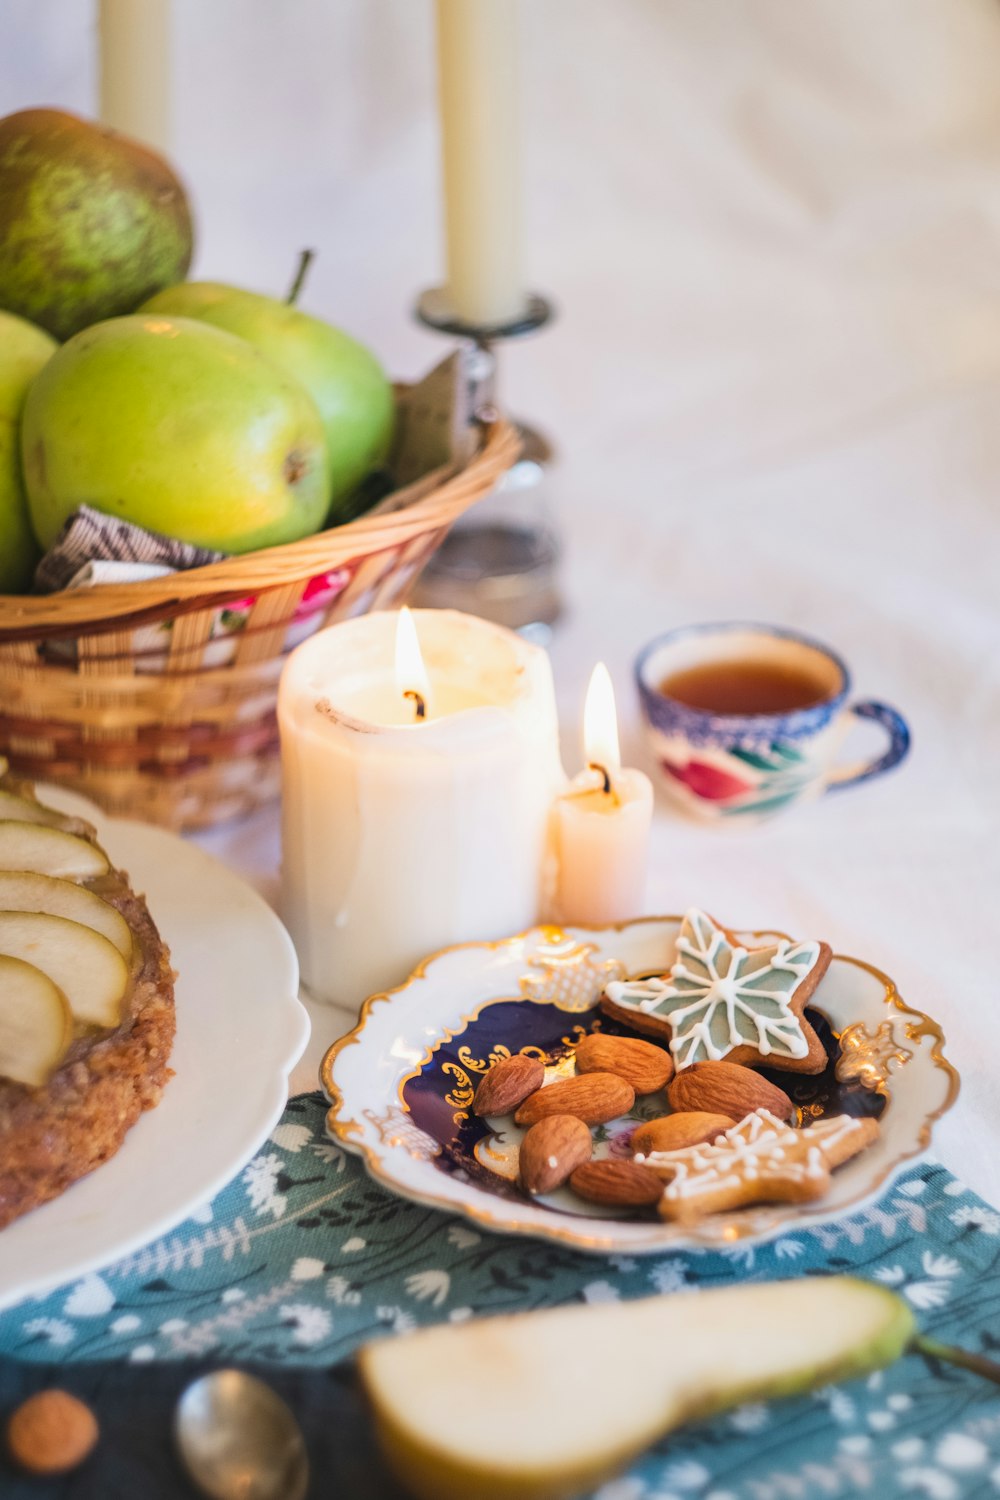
[341,1236,366,1254]
[326,1276,361,1308]
[281,1304,333,1347]
[950,1204,1000,1235]
[23,1317,74,1347]
[404,1270,450,1306]
[376,1306,416,1334]
[446,1225,481,1250]
[270,1123,312,1154]
[291,1257,325,1282]
[242,1154,286,1220]
[648,1260,692,1295]
[64,1273,115,1318]
[728,1403,770,1434]
[604,908,822,1068]
[582,1281,620,1304]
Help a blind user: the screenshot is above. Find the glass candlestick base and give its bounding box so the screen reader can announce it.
[411,290,561,633]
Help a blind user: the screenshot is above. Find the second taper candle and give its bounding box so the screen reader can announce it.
[549,664,653,925]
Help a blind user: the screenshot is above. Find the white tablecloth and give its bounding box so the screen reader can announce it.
[9,0,1000,1197]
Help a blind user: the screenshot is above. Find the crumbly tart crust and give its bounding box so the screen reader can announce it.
[0,786,175,1229]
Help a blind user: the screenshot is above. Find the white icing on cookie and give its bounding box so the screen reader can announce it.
[605,908,823,1069]
[638,1109,870,1205]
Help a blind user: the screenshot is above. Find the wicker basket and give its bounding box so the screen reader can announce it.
[0,417,519,831]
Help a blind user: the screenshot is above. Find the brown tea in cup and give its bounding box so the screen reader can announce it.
[659,658,832,715]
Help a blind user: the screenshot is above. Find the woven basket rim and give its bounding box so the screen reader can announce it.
[0,417,519,635]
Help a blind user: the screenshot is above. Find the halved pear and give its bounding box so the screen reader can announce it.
[0,912,128,1028]
[0,822,108,880]
[0,789,64,827]
[359,1277,915,1500]
[0,955,74,1087]
[0,872,132,959]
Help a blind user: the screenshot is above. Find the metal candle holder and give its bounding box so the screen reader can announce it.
[412,289,561,634]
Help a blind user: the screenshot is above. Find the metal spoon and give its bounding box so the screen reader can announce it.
[175,1370,309,1500]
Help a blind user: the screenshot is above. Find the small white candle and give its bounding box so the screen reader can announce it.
[98,0,171,153]
[435,0,525,327]
[279,609,564,1007]
[550,664,654,926]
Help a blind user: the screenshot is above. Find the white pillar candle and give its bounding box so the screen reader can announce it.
[435,0,525,327]
[279,609,564,1008]
[550,664,654,926]
[98,0,171,154]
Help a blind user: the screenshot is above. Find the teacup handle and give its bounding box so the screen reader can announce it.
[825,700,911,793]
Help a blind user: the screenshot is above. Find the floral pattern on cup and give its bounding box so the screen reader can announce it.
[636,623,910,823]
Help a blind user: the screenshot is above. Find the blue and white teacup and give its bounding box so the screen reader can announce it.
[636,622,910,823]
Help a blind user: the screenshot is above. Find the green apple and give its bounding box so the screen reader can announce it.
[141,279,394,518]
[0,108,193,342]
[359,1277,916,1500]
[22,315,331,553]
[0,310,55,592]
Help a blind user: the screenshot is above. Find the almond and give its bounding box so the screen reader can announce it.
[569,1159,663,1208]
[514,1072,635,1127]
[630,1112,735,1157]
[667,1060,793,1122]
[575,1033,673,1094]
[519,1115,592,1195]
[473,1054,545,1117]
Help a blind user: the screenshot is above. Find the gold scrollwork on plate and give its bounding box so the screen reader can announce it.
[520,931,627,1012]
[456,1043,512,1074]
[836,1019,913,1092]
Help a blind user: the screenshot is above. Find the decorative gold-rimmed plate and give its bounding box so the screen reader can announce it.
[321,918,958,1255]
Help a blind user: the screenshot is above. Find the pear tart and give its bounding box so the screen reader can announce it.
[0,777,175,1229]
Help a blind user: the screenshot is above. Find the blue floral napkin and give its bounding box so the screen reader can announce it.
[2,1092,999,1499]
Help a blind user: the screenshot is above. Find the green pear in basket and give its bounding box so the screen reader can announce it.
[0,310,55,592]
[0,108,193,342]
[141,252,394,522]
[22,314,331,555]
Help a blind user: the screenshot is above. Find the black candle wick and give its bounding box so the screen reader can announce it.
[404,690,427,721]
[588,761,612,795]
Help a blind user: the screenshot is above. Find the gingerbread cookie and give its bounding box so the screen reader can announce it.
[602,908,831,1073]
[637,1108,878,1224]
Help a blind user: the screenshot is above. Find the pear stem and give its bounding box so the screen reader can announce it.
[912,1334,1000,1386]
[286,249,316,306]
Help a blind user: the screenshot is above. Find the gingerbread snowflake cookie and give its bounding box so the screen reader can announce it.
[639,1108,878,1224]
[602,908,831,1074]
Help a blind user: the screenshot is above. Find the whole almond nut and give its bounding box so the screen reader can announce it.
[631,1112,735,1157]
[569,1159,663,1208]
[667,1060,793,1122]
[575,1033,673,1094]
[514,1072,635,1127]
[473,1054,546,1117]
[519,1115,592,1195]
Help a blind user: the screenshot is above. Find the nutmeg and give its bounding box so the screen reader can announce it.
[7,1388,98,1475]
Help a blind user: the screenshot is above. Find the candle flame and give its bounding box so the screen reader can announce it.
[395,607,430,715]
[584,662,621,779]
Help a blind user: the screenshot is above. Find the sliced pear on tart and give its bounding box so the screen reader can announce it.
[0,912,128,1028]
[0,822,109,881]
[0,956,74,1087]
[0,789,64,827]
[0,872,133,960]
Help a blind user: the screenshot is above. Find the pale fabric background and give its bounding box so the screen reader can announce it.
[3,2,999,1194]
